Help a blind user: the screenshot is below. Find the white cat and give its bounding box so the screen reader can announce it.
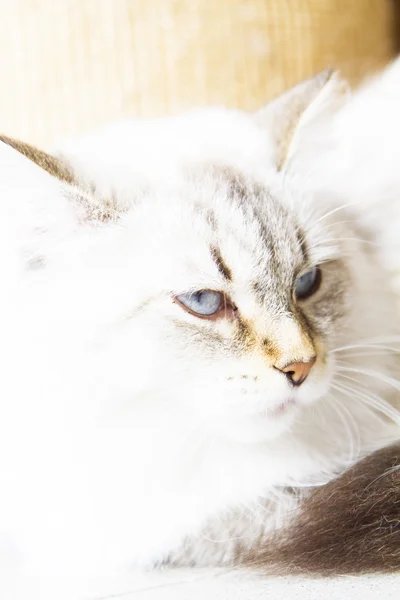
[0,66,399,598]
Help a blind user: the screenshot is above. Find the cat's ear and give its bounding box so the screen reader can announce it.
[255,70,349,171]
[0,135,74,184]
[0,135,89,269]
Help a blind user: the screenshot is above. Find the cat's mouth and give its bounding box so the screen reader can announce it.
[266,397,296,418]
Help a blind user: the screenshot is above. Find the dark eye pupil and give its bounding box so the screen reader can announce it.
[196,292,204,302]
[295,267,321,300]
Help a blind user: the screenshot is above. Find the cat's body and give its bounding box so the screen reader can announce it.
[1,67,400,594]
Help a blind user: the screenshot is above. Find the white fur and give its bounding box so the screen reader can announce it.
[1,64,400,599]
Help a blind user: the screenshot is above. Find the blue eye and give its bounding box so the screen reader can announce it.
[295,267,321,300]
[175,290,224,317]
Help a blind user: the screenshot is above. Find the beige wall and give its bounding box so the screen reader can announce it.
[0,0,395,147]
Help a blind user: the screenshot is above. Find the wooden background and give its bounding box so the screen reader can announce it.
[0,0,396,147]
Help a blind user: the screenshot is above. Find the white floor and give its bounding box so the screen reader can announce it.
[98,569,400,600]
[12,568,398,600]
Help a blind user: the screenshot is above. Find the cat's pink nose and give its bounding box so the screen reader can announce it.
[275,357,316,386]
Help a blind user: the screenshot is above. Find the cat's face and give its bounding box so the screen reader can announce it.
[104,164,352,443]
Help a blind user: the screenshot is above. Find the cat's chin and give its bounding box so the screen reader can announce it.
[208,377,332,444]
[211,404,299,444]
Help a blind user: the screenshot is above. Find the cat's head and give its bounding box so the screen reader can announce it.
[2,71,397,446]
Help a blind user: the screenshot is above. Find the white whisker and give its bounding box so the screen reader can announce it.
[332,381,388,424]
[305,202,359,232]
[322,237,378,247]
[336,396,361,457]
[332,342,400,355]
[336,365,400,392]
[326,394,359,461]
[333,377,400,424]
[333,336,400,353]
[333,352,400,360]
